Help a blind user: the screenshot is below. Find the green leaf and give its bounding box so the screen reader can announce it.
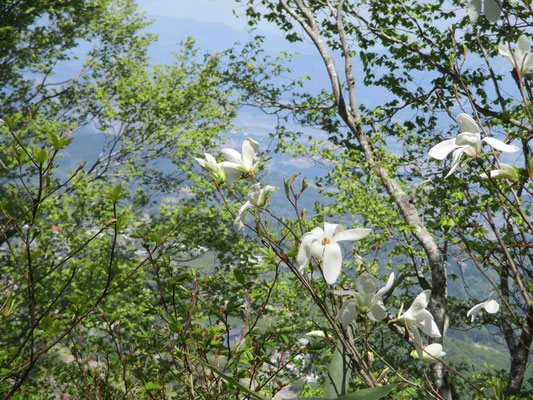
[300,177,308,195]
[34,147,48,165]
[324,342,351,398]
[167,315,182,333]
[144,382,162,390]
[287,397,324,399]
[40,316,54,331]
[51,320,62,333]
[197,359,268,400]
[335,385,395,400]
[67,295,82,305]
[107,184,124,203]
[286,384,395,400]
[59,137,73,148]
[234,269,245,284]
[3,116,14,130]
[115,213,129,231]
[47,132,61,149]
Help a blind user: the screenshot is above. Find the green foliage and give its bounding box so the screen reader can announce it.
[2,0,533,398]
[324,343,351,398]
[294,384,394,400]
[0,0,260,398]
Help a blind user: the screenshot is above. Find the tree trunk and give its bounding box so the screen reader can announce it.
[506,304,533,397]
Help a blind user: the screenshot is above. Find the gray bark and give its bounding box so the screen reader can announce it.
[505,306,533,397]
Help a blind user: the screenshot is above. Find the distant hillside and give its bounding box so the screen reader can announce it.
[445,337,533,392]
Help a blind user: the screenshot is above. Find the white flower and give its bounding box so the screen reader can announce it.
[234,183,277,231]
[398,290,441,359]
[480,163,519,182]
[410,343,446,364]
[337,298,359,328]
[334,272,395,322]
[221,138,260,184]
[467,299,499,322]
[499,35,533,77]
[467,0,501,24]
[428,113,518,178]
[297,223,371,285]
[306,330,326,338]
[195,153,230,184]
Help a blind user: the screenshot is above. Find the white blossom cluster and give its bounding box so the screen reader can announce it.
[195,138,277,231]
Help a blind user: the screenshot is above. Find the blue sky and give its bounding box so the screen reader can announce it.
[137,0,247,26]
[136,0,315,56]
[136,0,304,37]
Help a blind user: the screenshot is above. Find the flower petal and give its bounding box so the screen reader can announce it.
[309,227,325,237]
[517,35,531,57]
[338,299,359,328]
[484,0,501,23]
[324,222,342,239]
[409,290,431,314]
[445,148,466,178]
[424,343,444,356]
[322,242,342,285]
[249,182,261,194]
[243,137,259,155]
[221,148,244,165]
[468,0,481,23]
[456,113,480,133]
[357,292,375,310]
[422,343,445,363]
[411,326,425,360]
[498,43,512,60]
[220,161,240,169]
[466,303,485,323]
[524,53,533,74]
[481,164,519,181]
[306,330,326,338]
[223,166,242,185]
[242,138,259,170]
[247,183,262,205]
[481,137,519,153]
[484,299,500,314]
[416,309,442,338]
[356,273,378,296]
[428,139,458,160]
[455,132,480,147]
[333,228,371,242]
[253,185,277,207]
[204,153,217,163]
[195,158,206,168]
[234,201,252,231]
[483,170,504,179]
[310,241,325,259]
[263,185,277,193]
[297,232,318,268]
[376,272,395,298]
[368,302,387,322]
